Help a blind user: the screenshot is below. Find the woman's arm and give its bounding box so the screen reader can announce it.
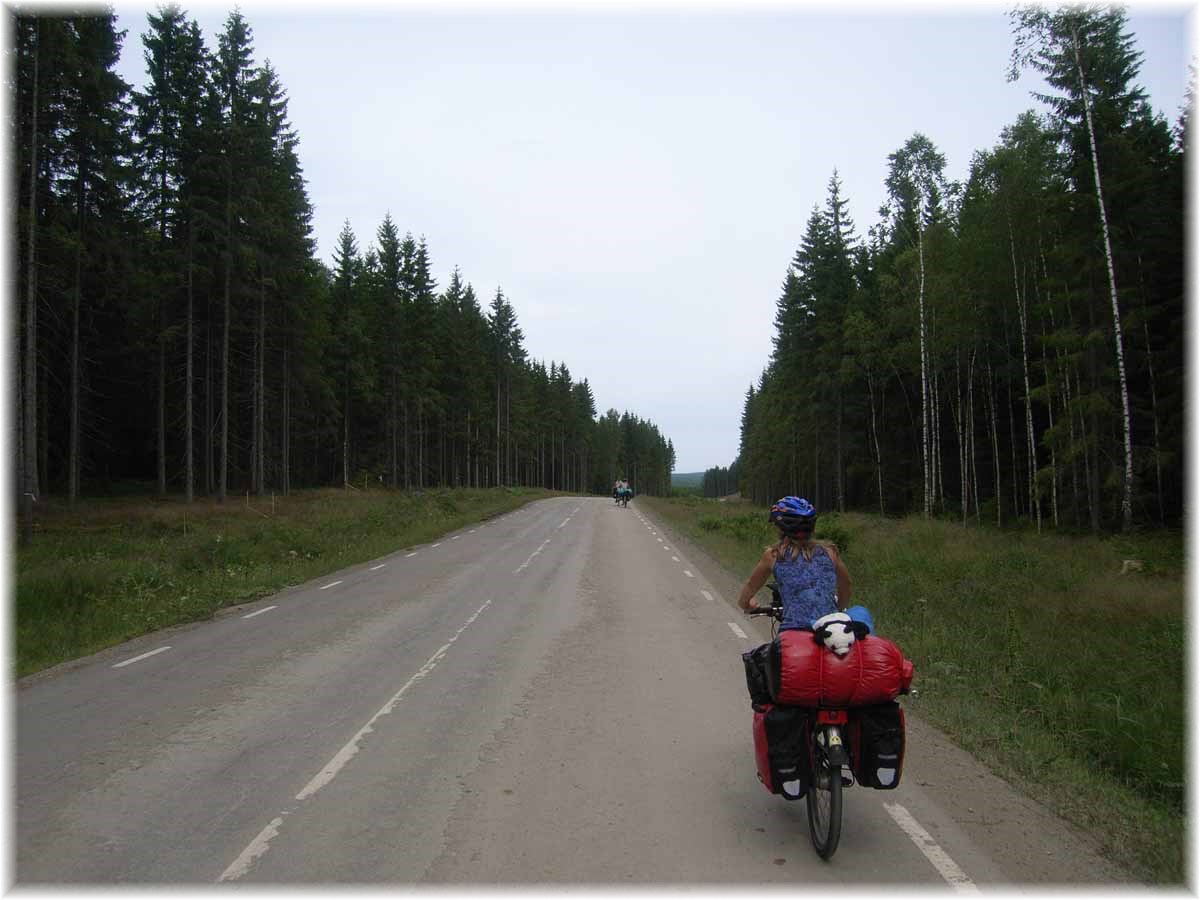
[828,545,852,609]
[737,547,776,611]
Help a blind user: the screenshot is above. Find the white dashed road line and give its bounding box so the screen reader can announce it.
[727,622,748,639]
[432,543,441,548]
[514,539,552,575]
[370,564,386,571]
[701,590,716,603]
[406,552,418,558]
[884,803,980,893]
[219,597,495,882]
[319,581,342,590]
[112,646,171,669]
[242,606,278,620]
[683,570,694,578]
[671,556,679,562]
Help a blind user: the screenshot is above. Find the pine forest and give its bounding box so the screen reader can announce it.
[10,6,1187,540]
[11,7,677,545]
[722,6,1185,534]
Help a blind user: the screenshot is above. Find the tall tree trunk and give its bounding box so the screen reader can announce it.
[1039,328,1059,528]
[205,311,214,496]
[257,273,266,494]
[968,348,981,524]
[987,358,1002,527]
[1143,319,1164,525]
[916,222,930,518]
[251,280,260,495]
[343,381,350,489]
[219,179,231,503]
[186,229,194,504]
[20,19,39,544]
[282,340,290,496]
[1072,22,1133,529]
[955,353,966,525]
[867,369,884,516]
[390,375,398,488]
[495,375,501,487]
[69,201,82,507]
[1010,223,1040,531]
[835,388,844,512]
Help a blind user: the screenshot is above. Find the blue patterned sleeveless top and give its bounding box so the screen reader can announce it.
[773,543,838,631]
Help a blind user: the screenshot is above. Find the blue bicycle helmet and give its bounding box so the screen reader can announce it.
[769,496,816,536]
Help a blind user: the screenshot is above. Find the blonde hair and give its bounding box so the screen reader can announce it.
[775,534,836,563]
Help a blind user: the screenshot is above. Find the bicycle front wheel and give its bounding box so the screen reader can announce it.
[807,743,843,860]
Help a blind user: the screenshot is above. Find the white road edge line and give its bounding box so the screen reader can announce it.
[219,815,283,882]
[220,597,495,883]
[319,580,342,590]
[728,622,748,639]
[884,803,980,894]
[112,646,171,668]
[242,606,278,620]
[370,564,386,571]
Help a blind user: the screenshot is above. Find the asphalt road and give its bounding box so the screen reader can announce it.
[16,496,1134,886]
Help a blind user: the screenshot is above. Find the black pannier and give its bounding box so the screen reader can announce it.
[753,703,813,800]
[850,701,906,789]
[741,640,782,706]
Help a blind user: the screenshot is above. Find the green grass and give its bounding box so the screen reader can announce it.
[15,486,556,678]
[641,495,1185,885]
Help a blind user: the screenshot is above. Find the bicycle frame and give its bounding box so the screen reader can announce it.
[747,584,848,860]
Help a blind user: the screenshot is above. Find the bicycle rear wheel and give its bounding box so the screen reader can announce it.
[807,742,843,859]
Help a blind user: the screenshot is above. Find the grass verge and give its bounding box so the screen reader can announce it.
[640,495,1185,885]
[15,486,555,679]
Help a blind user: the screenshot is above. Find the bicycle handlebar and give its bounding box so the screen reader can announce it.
[745,605,782,619]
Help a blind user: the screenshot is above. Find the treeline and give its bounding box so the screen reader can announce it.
[701,462,740,499]
[736,5,1185,531]
[11,6,674,541]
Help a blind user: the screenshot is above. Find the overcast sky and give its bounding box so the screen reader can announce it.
[109,0,1193,474]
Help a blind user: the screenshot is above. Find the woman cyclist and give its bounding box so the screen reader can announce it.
[736,496,871,632]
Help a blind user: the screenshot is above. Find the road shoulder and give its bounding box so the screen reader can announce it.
[635,501,1139,886]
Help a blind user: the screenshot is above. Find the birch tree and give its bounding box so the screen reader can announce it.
[1011,3,1138,528]
[885,133,948,518]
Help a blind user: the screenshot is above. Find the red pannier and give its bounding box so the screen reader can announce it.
[752,703,811,799]
[775,630,913,707]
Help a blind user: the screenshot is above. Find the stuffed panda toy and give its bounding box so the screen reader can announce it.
[812,612,871,656]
